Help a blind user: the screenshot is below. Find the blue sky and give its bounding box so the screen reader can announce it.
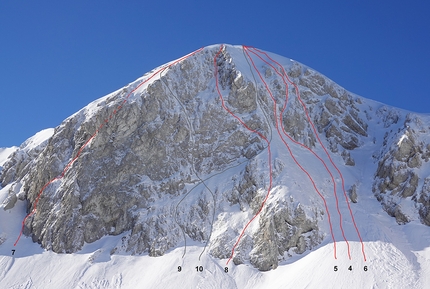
[1,0,429,147]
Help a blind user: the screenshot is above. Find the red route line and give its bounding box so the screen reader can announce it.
[246,46,351,258]
[243,46,340,260]
[14,47,204,247]
[248,46,367,261]
[214,45,273,266]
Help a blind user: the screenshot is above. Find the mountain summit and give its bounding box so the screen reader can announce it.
[1,44,429,287]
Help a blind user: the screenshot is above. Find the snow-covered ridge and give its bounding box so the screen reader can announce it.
[0,147,18,168]
[19,128,54,151]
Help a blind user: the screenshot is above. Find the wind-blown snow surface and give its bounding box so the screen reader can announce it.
[0,201,429,288]
[0,147,18,168]
[0,45,429,288]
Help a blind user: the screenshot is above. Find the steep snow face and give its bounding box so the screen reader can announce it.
[0,44,429,278]
[0,147,18,168]
[0,147,18,193]
[0,128,53,180]
[0,128,54,211]
[19,128,54,152]
[0,129,53,174]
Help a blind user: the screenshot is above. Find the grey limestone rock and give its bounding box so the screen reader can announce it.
[282,98,317,148]
[341,150,355,166]
[418,178,430,225]
[348,184,358,203]
[2,190,17,210]
[373,114,430,225]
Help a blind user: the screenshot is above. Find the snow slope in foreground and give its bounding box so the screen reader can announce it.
[0,165,429,289]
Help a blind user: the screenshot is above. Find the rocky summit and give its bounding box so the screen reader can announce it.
[1,44,429,271]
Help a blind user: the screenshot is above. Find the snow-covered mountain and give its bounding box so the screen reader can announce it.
[0,44,429,288]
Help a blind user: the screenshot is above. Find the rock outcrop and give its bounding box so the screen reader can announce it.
[373,114,430,224]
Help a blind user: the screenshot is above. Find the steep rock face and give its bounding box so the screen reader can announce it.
[1,129,54,211]
[418,178,430,225]
[373,113,430,224]
[247,202,322,271]
[2,47,270,255]
[298,68,368,152]
[1,44,429,271]
[209,158,323,271]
